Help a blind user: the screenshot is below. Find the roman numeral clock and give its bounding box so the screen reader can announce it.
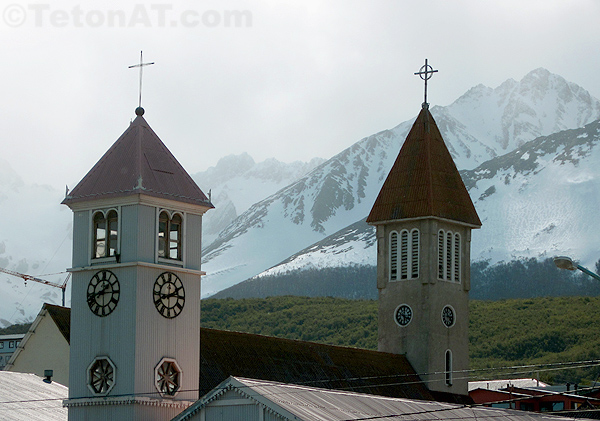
[153,272,186,319]
[62,103,213,420]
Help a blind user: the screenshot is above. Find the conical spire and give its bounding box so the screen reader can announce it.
[367,108,480,227]
[63,113,213,208]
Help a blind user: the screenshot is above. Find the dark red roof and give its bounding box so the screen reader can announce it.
[366,107,481,227]
[62,114,213,208]
[200,327,434,401]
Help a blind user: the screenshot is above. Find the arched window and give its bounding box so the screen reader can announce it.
[390,229,419,281]
[389,232,398,281]
[158,211,183,260]
[410,229,419,278]
[438,229,461,282]
[453,233,461,282]
[445,349,453,386]
[438,230,445,280]
[400,230,408,279]
[93,210,118,259]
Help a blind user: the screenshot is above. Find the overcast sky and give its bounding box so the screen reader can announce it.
[3,0,600,190]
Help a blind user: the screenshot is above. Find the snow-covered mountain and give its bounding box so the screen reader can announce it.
[4,67,600,322]
[0,159,72,327]
[191,153,325,246]
[247,119,600,282]
[201,68,600,296]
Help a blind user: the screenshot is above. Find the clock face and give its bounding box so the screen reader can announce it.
[442,305,455,328]
[153,272,185,319]
[394,304,412,327]
[87,270,120,317]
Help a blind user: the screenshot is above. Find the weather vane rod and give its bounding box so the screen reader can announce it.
[414,59,438,109]
[129,51,155,109]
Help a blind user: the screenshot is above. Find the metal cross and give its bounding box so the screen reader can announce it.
[129,51,155,108]
[414,59,438,109]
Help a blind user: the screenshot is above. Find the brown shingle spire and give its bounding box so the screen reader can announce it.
[62,114,213,208]
[366,107,481,227]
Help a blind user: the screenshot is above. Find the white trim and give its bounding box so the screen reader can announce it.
[65,193,211,216]
[68,261,206,276]
[63,396,194,408]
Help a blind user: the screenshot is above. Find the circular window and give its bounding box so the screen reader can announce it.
[394,304,413,327]
[87,356,116,395]
[441,305,455,328]
[155,358,182,397]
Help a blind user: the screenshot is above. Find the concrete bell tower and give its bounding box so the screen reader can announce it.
[62,107,213,420]
[366,102,481,396]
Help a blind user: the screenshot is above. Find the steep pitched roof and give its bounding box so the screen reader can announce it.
[62,112,213,208]
[367,107,481,227]
[45,304,70,344]
[200,327,434,401]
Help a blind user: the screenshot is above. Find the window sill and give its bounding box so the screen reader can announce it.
[158,257,184,267]
[91,257,117,265]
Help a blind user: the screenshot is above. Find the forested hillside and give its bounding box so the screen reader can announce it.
[202,296,600,384]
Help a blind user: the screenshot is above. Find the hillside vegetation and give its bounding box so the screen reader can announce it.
[202,295,600,384]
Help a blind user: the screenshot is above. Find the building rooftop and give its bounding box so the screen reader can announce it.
[175,376,579,421]
[367,107,481,227]
[62,111,213,208]
[0,371,67,420]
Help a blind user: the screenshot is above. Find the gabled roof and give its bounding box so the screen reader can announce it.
[174,376,577,421]
[200,327,433,401]
[62,112,213,208]
[45,304,70,344]
[367,107,481,227]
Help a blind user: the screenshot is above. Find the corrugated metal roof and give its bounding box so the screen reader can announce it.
[367,107,481,227]
[0,371,67,420]
[200,328,434,401]
[176,377,579,421]
[62,114,214,208]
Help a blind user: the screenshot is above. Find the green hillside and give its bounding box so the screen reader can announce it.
[202,296,600,384]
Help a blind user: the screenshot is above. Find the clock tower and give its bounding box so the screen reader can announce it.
[63,107,213,420]
[366,104,481,396]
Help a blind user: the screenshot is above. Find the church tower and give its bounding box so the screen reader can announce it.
[366,70,481,395]
[62,107,213,420]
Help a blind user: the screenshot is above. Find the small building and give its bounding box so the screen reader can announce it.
[470,385,600,413]
[173,376,579,421]
[0,333,25,370]
[5,303,70,386]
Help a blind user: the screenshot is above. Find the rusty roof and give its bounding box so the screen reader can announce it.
[62,114,213,208]
[200,327,434,401]
[366,107,481,227]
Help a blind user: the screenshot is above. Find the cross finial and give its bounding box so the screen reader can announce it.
[414,59,438,109]
[128,51,155,112]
